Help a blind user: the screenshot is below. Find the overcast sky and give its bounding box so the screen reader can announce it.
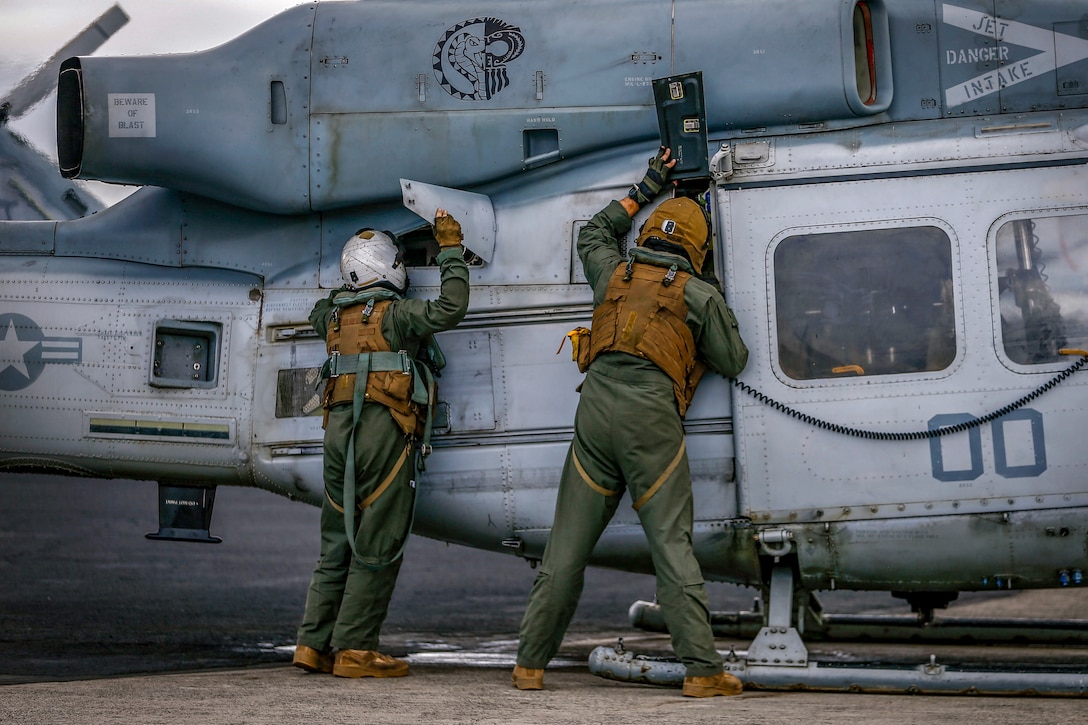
[0,0,302,203]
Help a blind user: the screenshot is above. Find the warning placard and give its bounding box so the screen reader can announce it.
[108,93,156,138]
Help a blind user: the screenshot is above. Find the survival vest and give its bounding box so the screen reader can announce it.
[587,260,706,417]
[322,298,431,438]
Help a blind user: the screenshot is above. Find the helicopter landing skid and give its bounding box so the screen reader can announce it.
[590,566,1088,696]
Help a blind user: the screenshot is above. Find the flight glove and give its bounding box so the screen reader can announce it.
[630,147,672,207]
[433,214,464,248]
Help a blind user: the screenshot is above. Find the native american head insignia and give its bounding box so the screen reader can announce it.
[432,17,526,101]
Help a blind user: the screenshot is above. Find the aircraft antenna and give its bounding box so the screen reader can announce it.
[669,0,676,75]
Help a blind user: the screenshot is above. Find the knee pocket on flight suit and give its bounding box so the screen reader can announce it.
[657,580,709,603]
[351,518,410,569]
[350,493,414,568]
[531,567,584,598]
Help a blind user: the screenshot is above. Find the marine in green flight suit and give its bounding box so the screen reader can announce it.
[293,210,469,678]
[514,149,749,697]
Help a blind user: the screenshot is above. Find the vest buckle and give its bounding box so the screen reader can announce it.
[328,350,341,377]
[662,264,678,287]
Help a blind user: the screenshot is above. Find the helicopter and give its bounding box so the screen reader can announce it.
[3,0,1088,694]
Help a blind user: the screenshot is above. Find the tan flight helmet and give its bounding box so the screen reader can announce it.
[635,197,711,271]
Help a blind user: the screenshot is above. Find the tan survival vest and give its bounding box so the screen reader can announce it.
[323,299,423,437]
[587,261,706,417]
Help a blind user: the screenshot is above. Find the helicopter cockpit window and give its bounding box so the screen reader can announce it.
[398,223,484,268]
[774,226,955,381]
[996,213,1088,365]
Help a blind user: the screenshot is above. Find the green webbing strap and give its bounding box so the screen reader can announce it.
[324,350,409,379]
[336,349,434,564]
[325,444,408,514]
[342,351,374,563]
[413,363,438,471]
[332,441,415,567]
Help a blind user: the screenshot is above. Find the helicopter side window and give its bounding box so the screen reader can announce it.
[774,226,955,381]
[398,223,484,268]
[996,213,1088,365]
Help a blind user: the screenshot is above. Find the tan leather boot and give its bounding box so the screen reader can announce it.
[333,649,410,678]
[681,671,743,697]
[512,664,544,690]
[292,645,333,674]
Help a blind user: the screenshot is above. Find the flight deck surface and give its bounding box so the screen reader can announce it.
[2,476,1087,723]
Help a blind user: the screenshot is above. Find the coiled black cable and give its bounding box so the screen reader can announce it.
[731,353,1088,441]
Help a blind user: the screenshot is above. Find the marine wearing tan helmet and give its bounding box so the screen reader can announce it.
[636,196,711,270]
[514,147,749,700]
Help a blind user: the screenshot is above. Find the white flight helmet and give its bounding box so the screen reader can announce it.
[339,229,407,292]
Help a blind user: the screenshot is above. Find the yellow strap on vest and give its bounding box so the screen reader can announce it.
[325,489,345,513]
[631,438,687,512]
[325,442,411,514]
[361,443,410,509]
[572,448,621,497]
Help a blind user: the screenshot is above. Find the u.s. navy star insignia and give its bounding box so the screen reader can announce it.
[0,313,82,391]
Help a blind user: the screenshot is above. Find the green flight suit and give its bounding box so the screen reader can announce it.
[297,246,469,653]
[517,200,748,677]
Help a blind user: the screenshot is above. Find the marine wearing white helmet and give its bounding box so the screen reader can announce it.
[295,208,469,678]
